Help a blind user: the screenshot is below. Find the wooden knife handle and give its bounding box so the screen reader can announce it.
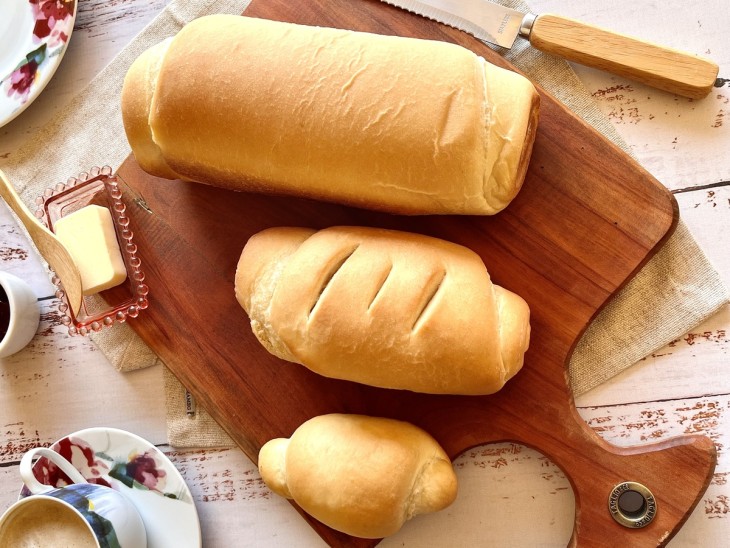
[528,14,719,99]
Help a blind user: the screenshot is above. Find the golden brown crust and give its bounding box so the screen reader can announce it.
[235,227,315,362]
[120,38,179,180]
[236,226,530,395]
[479,61,540,212]
[122,14,539,215]
[257,414,458,539]
[515,88,541,200]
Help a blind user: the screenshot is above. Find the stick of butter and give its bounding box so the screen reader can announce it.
[54,205,127,296]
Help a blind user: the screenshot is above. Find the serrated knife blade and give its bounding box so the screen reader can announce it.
[380,0,719,99]
[382,0,527,48]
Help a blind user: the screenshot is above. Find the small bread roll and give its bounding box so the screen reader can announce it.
[121,14,540,215]
[235,226,530,395]
[258,414,458,538]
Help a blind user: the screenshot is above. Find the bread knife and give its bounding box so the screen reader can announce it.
[380,0,719,99]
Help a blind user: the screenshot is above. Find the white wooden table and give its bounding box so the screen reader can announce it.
[1,1,728,545]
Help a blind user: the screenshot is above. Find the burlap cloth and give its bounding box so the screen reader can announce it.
[1,0,727,448]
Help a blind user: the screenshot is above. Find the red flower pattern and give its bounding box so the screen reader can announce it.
[3,0,74,103]
[31,437,111,489]
[22,435,175,500]
[30,0,75,45]
[114,452,168,492]
[7,60,39,100]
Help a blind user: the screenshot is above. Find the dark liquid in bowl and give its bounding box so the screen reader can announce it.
[0,285,10,341]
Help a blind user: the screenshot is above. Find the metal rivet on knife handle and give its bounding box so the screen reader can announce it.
[526,14,719,100]
[518,13,536,41]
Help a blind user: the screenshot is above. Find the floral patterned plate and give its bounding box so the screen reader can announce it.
[19,427,202,548]
[0,0,77,128]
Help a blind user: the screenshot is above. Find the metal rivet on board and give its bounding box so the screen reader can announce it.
[608,481,657,528]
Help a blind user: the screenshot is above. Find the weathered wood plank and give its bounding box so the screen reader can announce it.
[0,203,56,296]
[0,298,167,464]
[529,0,730,190]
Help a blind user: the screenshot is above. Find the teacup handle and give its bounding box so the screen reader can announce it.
[20,447,88,494]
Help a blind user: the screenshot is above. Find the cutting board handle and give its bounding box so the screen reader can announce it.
[438,404,716,546]
[560,430,715,544]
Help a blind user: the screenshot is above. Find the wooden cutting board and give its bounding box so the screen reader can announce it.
[109,0,716,545]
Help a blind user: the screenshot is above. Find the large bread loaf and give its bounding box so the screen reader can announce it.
[235,226,530,395]
[258,413,458,538]
[121,14,539,215]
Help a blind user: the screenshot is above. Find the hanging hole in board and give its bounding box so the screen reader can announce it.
[608,481,657,528]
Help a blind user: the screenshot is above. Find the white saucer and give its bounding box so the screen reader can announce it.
[0,0,77,128]
[19,427,202,548]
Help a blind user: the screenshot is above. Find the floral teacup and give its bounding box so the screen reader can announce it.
[0,447,147,547]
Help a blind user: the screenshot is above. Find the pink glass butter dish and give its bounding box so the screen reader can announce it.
[34,166,148,336]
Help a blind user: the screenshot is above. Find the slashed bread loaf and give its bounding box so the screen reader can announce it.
[121,14,539,215]
[258,413,458,538]
[235,226,530,395]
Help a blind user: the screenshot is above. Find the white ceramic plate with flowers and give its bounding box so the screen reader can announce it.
[0,0,77,128]
[19,427,202,548]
